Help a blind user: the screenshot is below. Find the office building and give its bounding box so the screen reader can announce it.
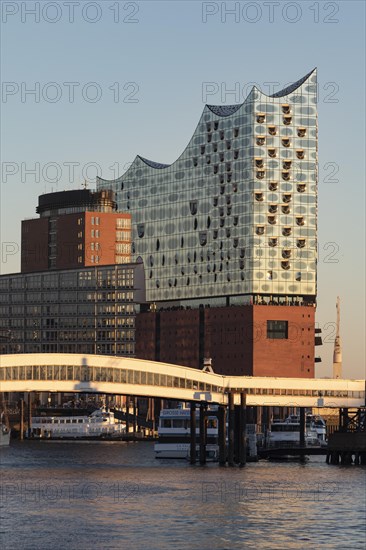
[21,189,131,272]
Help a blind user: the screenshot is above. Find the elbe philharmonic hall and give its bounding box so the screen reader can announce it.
[0,69,321,378]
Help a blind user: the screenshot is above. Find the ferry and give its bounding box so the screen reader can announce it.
[267,414,320,449]
[30,408,126,439]
[154,407,220,460]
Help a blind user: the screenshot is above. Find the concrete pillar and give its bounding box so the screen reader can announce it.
[190,403,197,464]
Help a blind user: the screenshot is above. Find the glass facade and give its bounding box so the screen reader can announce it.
[0,265,136,356]
[97,70,317,304]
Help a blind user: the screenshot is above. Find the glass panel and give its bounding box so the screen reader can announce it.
[47,366,53,380]
[60,366,67,380]
[140,371,146,385]
[12,367,18,380]
[40,366,46,380]
[160,374,166,386]
[26,366,32,380]
[74,366,81,380]
[127,370,133,384]
[120,370,127,384]
[67,366,73,380]
[154,373,159,386]
[133,371,140,385]
[179,378,186,389]
[33,366,40,380]
[19,366,25,380]
[113,369,121,383]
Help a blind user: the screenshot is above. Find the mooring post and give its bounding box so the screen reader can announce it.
[19,398,24,440]
[228,393,235,466]
[199,402,207,465]
[239,392,247,467]
[27,393,32,438]
[190,402,197,464]
[218,405,226,466]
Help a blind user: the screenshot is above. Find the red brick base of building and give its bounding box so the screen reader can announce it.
[135,304,316,378]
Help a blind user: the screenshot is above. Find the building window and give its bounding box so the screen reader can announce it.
[267,320,288,339]
[95,230,100,237]
[95,217,100,225]
[91,217,95,225]
[91,230,94,237]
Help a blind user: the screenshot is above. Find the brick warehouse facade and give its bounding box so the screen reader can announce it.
[136,304,315,377]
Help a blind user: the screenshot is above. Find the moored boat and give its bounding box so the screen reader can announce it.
[29,408,126,439]
[154,407,220,460]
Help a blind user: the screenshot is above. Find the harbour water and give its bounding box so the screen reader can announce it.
[1,441,365,550]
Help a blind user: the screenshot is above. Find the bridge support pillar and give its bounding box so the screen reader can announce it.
[300,408,305,446]
[125,397,130,434]
[190,403,197,464]
[132,397,137,434]
[27,393,32,438]
[218,405,226,466]
[228,393,235,466]
[19,398,24,440]
[199,402,207,465]
[239,392,247,467]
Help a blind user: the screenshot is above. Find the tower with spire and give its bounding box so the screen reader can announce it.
[333,296,342,378]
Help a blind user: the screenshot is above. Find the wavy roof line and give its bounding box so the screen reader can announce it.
[98,70,316,176]
[206,104,242,117]
[270,68,316,98]
[137,156,171,169]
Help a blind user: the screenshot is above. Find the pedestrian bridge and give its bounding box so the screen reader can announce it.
[0,354,364,408]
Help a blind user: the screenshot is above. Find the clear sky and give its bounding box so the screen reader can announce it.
[1,1,365,378]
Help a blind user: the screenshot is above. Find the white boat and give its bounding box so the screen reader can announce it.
[154,407,220,460]
[306,413,327,445]
[0,423,11,446]
[30,409,126,439]
[267,414,320,449]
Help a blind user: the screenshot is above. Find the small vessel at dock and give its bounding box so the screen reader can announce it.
[154,407,220,460]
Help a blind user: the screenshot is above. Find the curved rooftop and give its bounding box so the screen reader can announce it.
[98,69,316,177]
